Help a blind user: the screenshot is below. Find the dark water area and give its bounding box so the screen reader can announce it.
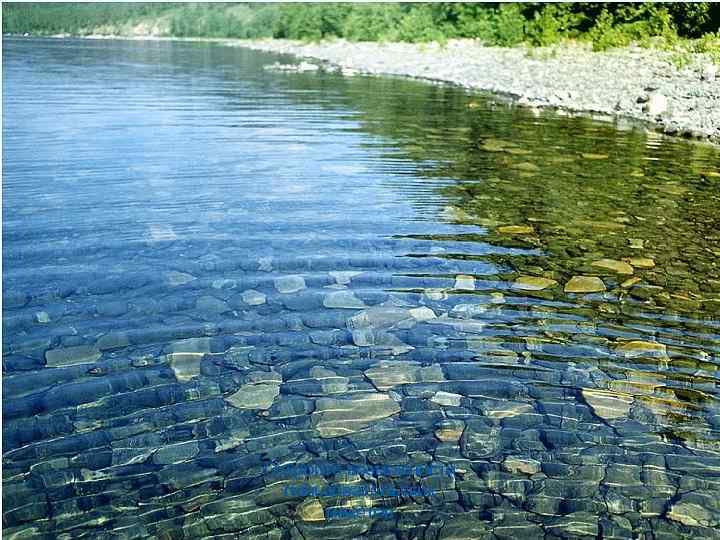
[3,37,720,539]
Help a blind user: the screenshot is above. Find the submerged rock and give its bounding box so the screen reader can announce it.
[323,290,366,309]
[513,276,558,291]
[365,360,444,391]
[167,352,204,382]
[497,224,534,234]
[565,276,606,293]
[328,270,361,285]
[311,393,400,438]
[274,275,306,294]
[241,289,266,306]
[454,275,475,290]
[591,258,634,274]
[581,388,633,420]
[624,257,655,268]
[225,374,281,410]
[45,345,101,367]
[616,340,667,358]
[296,499,325,522]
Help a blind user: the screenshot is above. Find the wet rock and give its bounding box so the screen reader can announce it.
[503,456,541,475]
[582,388,633,420]
[408,306,436,321]
[328,270,361,285]
[460,420,500,459]
[565,276,606,293]
[323,290,366,309]
[165,270,196,286]
[365,360,444,391]
[311,393,400,438]
[435,419,465,442]
[153,441,200,465]
[274,275,306,294]
[225,376,281,410]
[296,498,325,522]
[497,225,534,234]
[241,289,266,306]
[35,311,50,323]
[167,352,204,382]
[513,276,558,291]
[431,391,464,407]
[624,257,655,268]
[45,345,101,367]
[283,367,349,396]
[668,493,719,528]
[591,258,634,274]
[453,275,475,290]
[347,306,410,330]
[616,340,667,358]
[196,295,230,314]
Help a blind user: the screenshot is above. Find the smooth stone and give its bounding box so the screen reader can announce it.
[454,275,475,290]
[347,306,410,330]
[435,420,465,442]
[503,457,541,475]
[196,295,229,313]
[167,352,204,382]
[431,391,464,407]
[497,225,534,234]
[274,275,306,294]
[241,290,266,306]
[591,259,634,275]
[296,499,325,522]
[153,441,200,465]
[616,340,667,358]
[328,271,361,285]
[311,393,401,438]
[667,497,716,528]
[621,277,642,288]
[323,290,366,309]
[225,383,280,410]
[643,93,668,115]
[565,276,606,293]
[581,389,633,420]
[624,257,655,268]
[513,276,558,291]
[365,361,444,391]
[35,311,50,323]
[212,278,237,289]
[165,271,196,286]
[167,337,212,354]
[45,345,101,367]
[408,306,436,321]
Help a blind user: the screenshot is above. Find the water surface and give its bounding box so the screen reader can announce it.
[3,37,720,539]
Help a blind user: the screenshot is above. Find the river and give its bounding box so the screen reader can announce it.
[3,37,720,539]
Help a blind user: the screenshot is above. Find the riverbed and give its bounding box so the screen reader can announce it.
[3,37,720,539]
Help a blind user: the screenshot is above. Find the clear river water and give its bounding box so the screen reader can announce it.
[3,37,720,539]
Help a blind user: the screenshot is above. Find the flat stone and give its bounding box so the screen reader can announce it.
[431,391,464,407]
[35,311,50,323]
[668,498,716,528]
[225,383,280,410]
[454,275,475,290]
[311,393,401,438]
[621,277,642,288]
[624,257,655,268]
[513,276,558,291]
[296,499,325,522]
[408,306,436,321]
[616,340,667,358]
[153,441,199,465]
[365,361,444,391]
[167,337,212,354]
[581,389,633,420]
[45,345,101,367]
[497,225,534,234]
[323,290,366,309]
[274,275,306,294]
[435,420,465,442]
[565,276,606,293]
[196,295,229,314]
[328,271,361,285]
[503,457,541,475]
[591,259,634,274]
[241,290,266,306]
[167,352,204,382]
[165,271,196,286]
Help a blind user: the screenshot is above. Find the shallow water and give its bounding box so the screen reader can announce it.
[3,37,720,539]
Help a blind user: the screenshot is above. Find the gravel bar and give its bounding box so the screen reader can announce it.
[236,38,720,144]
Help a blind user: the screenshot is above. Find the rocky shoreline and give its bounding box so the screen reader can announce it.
[235,38,720,144]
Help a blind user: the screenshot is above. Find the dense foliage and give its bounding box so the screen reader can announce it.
[3,2,720,51]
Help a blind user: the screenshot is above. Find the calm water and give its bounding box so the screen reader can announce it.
[3,37,720,539]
